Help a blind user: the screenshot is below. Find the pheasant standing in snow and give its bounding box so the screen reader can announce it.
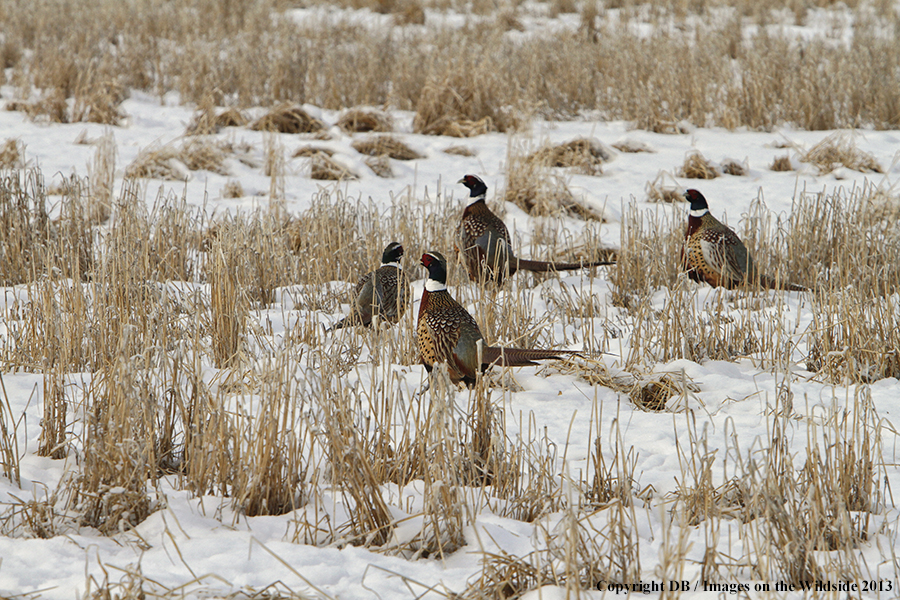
[681,189,806,291]
[456,174,615,285]
[329,242,411,330]
[416,250,577,386]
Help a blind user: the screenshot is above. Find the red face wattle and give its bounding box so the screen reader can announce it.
[420,253,432,268]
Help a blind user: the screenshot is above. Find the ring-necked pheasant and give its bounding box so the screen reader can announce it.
[329,241,411,330]
[457,174,615,285]
[681,189,806,291]
[417,250,577,386]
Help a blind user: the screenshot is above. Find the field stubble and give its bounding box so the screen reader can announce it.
[0,163,895,595]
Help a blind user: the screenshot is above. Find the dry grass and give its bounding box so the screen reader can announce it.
[770,155,793,171]
[337,107,393,133]
[309,153,357,180]
[0,0,900,131]
[443,145,475,157]
[720,158,747,176]
[2,0,898,131]
[365,155,393,178]
[352,135,424,160]
[252,104,326,134]
[0,161,895,593]
[126,138,230,180]
[801,132,883,174]
[222,179,245,198]
[525,138,611,176]
[612,139,654,153]
[1,0,900,589]
[677,151,720,179]
[293,146,334,158]
[505,149,605,221]
[187,101,249,135]
[0,138,24,169]
[413,57,523,136]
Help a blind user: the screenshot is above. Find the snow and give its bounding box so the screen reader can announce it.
[2,13,900,600]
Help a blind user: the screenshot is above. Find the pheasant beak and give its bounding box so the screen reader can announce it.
[457,177,465,184]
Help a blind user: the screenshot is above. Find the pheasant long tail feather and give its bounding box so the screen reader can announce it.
[759,274,808,292]
[481,346,579,367]
[515,258,615,273]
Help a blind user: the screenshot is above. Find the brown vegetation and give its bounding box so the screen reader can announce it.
[352,135,424,160]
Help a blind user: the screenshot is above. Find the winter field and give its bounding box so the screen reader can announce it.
[1,0,900,598]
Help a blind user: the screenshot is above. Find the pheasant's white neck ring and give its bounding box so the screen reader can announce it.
[425,278,447,292]
[381,261,401,269]
[690,208,709,217]
[469,193,487,204]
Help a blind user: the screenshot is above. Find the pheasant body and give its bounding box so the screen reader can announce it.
[417,251,577,386]
[681,189,806,292]
[456,174,614,285]
[330,242,411,330]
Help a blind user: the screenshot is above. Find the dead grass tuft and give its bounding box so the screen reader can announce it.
[413,67,521,136]
[505,157,603,221]
[309,153,357,180]
[630,373,684,412]
[0,139,24,169]
[525,138,611,176]
[443,145,475,157]
[770,155,793,171]
[720,158,747,176]
[222,179,244,199]
[645,173,682,203]
[365,155,393,178]
[394,0,425,25]
[252,104,325,134]
[352,135,424,160]
[612,139,654,153]
[293,146,334,158]
[72,80,127,125]
[337,108,393,133]
[801,133,883,175]
[126,139,229,180]
[677,152,720,179]
[187,104,248,135]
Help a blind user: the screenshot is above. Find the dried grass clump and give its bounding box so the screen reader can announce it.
[770,155,793,171]
[801,133,882,175]
[413,69,521,136]
[187,106,248,135]
[126,139,229,180]
[351,135,424,160]
[526,138,611,176]
[0,139,24,169]
[504,160,603,221]
[251,104,325,134]
[677,152,720,179]
[180,139,229,175]
[629,373,686,412]
[222,180,244,199]
[443,145,475,157]
[72,80,127,125]
[612,139,654,153]
[336,108,393,133]
[720,159,746,176]
[394,0,425,25]
[8,91,69,124]
[495,9,525,31]
[293,146,334,158]
[645,174,682,203]
[366,155,393,178]
[309,153,357,180]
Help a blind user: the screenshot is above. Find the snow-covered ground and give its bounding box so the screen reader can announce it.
[1,37,900,600]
